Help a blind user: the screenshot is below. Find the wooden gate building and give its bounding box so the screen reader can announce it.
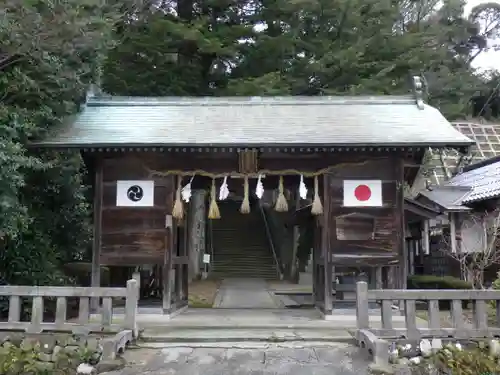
[34,88,472,317]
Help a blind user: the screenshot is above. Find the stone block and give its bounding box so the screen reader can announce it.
[86,337,101,351]
[38,335,57,353]
[37,352,52,362]
[51,345,63,361]
[20,337,40,351]
[96,358,126,373]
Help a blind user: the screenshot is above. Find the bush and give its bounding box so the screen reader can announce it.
[407,275,472,309]
[0,339,100,375]
[407,275,473,290]
[414,343,500,375]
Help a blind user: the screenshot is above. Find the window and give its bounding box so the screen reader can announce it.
[335,212,375,240]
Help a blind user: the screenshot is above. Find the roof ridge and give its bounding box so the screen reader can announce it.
[85,95,418,107]
[461,155,500,173]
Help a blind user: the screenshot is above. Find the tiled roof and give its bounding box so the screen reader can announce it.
[421,121,500,185]
[418,186,472,211]
[447,157,500,204]
[33,95,472,148]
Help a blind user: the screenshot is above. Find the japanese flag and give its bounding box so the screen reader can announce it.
[343,180,382,207]
[116,180,155,207]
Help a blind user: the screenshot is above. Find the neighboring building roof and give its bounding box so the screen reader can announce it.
[447,156,500,204]
[404,197,441,219]
[33,95,473,148]
[417,185,472,212]
[423,121,500,185]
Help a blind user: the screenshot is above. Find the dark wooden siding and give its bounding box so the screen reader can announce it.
[100,154,174,265]
[326,156,403,260]
[96,151,406,265]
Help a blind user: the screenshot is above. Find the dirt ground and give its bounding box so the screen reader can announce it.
[188,279,221,308]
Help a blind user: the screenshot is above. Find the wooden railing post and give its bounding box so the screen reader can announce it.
[356,281,369,329]
[125,279,139,337]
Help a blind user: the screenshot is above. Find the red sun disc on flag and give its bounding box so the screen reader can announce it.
[354,184,372,201]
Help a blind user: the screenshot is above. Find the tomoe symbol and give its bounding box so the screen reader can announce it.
[126,185,144,202]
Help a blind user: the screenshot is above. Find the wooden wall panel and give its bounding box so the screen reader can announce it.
[100,153,175,266]
[327,156,403,262]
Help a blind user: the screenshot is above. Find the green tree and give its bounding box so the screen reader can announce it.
[103,0,500,120]
[0,0,121,285]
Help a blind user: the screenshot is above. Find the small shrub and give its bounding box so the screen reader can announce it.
[407,275,473,290]
[0,342,40,375]
[407,275,472,309]
[414,344,500,375]
[0,340,101,375]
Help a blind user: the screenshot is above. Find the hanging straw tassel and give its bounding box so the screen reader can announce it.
[240,175,251,214]
[172,176,184,220]
[208,178,220,219]
[311,175,323,215]
[275,176,288,212]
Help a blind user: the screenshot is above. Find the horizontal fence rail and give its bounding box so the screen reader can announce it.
[0,279,138,336]
[356,281,500,340]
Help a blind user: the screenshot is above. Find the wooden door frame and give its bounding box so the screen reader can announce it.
[162,215,189,316]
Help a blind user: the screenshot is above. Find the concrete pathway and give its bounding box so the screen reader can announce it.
[101,342,372,375]
[213,279,280,309]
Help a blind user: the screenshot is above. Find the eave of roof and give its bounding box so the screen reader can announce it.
[404,197,441,218]
[417,186,472,212]
[32,94,474,149]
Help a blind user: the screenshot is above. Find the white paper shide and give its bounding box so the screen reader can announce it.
[116,180,155,207]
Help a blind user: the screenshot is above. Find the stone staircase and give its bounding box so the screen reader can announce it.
[209,200,279,279]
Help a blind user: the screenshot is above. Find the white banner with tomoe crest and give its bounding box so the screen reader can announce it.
[116,180,155,207]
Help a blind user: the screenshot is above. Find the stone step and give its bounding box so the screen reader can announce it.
[212,262,275,266]
[212,255,276,262]
[139,328,354,344]
[212,259,276,264]
[212,267,277,273]
[213,247,270,250]
[212,254,274,258]
[211,269,277,275]
[210,273,279,279]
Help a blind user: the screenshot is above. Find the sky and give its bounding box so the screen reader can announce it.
[465,0,500,71]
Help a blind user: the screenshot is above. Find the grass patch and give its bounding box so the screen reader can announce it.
[188,279,220,308]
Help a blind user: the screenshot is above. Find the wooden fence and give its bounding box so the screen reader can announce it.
[0,279,139,337]
[355,281,500,367]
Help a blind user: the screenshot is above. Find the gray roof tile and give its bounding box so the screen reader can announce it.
[447,159,500,203]
[35,95,473,147]
[423,122,500,185]
[418,186,472,211]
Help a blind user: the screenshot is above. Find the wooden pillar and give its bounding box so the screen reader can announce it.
[163,214,174,313]
[322,174,333,315]
[375,267,383,288]
[395,157,407,289]
[449,212,457,253]
[409,241,415,276]
[90,156,103,312]
[187,190,206,281]
[290,191,301,280]
[422,220,430,255]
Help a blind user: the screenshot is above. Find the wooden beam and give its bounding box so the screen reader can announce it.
[91,156,103,312]
[396,158,408,289]
[163,219,174,313]
[322,174,333,315]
